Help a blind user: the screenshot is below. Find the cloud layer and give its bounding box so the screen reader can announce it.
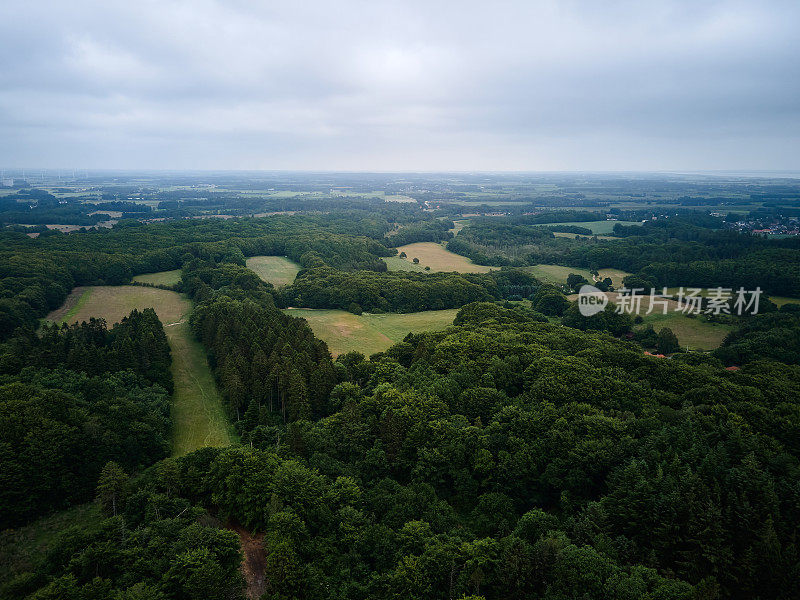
[1,0,798,170]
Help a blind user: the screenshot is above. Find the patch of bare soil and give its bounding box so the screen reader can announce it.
[229,522,267,599]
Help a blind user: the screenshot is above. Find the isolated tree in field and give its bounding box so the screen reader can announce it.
[412,257,419,264]
[656,327,680,354]
[96,461,129,516]
[399,252,407,258]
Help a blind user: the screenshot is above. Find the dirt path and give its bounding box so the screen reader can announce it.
[45,286,88,323]
[229,523,267,599]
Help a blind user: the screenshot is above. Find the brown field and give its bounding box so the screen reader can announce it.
[392,242,493,273]
[46,286,235,455]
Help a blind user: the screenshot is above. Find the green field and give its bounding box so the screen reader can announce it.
[132,269,182,286]
[526,264,594,285]
[383,256,427,272]
[285,308,458,356]
[636,312,734,351]
[548,220,642,234]
[767,295,800,307]
[46,286,235,455]
[565,289,734,351]
[391,242,493,273]
[246,256,301,287]
[525,264,631,288]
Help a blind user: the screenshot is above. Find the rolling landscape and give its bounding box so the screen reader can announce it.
[2,1,800,599]
[2,171,800,600]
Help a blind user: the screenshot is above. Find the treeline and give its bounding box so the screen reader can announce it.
[635,252,800,296]
[183,260,337,430]
[281,267,541,313]
[546,224,594,235]
[0,309,173,528]
[385,219,453,246]
[0,189,152,226]
[714,307,800,365]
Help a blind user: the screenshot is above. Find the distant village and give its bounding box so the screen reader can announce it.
[726,216,800,236]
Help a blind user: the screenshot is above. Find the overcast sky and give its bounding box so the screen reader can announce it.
[0,0,798,171]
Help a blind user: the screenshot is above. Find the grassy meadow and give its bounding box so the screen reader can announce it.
[547,220,643,234]
[246,256,301,287]
[46,285,235,455]
[565,290,734,351]
[383,256,427,272]
[132,269,182,286]
[636,311,734,351]
[525,265,631,288]
[390,242,493,273]
[285,308,458,356]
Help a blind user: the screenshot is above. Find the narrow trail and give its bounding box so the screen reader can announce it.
[228,523,267,599]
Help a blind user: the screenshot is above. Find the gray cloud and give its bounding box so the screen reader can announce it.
[0,0,798,170]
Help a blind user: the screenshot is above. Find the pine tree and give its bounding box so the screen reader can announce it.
[96,461,129,517]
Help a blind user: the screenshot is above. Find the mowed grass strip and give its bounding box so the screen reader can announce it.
[44,286,91,323]
[285,308,458,357]
[450,219,470,236]
[167,321,236,455]
[45,285,235,455]
[392,242,493,273]
[246,256,301,287]
[132,269,182,286]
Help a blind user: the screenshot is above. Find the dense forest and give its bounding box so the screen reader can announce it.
[7,301,800,599]
[0,309,173,528]
[1,196,800,599]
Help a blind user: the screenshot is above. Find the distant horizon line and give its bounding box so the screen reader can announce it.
[2,168,800,177]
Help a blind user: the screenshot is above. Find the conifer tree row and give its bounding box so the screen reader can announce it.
[183,259,338,434]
